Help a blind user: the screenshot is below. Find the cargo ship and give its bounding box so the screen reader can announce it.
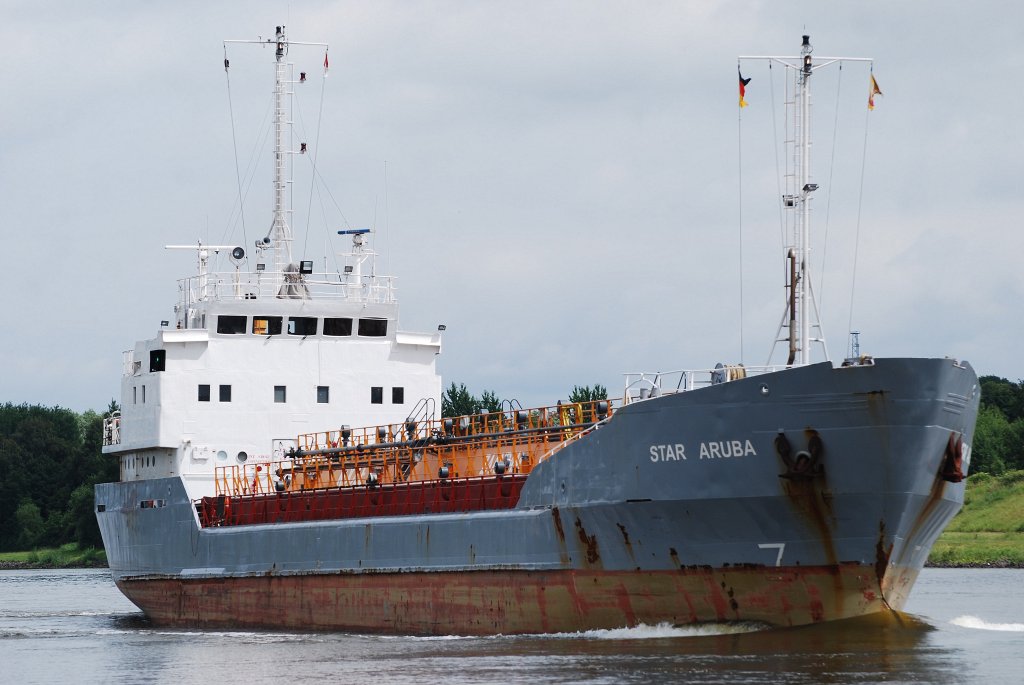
[96,30,979,634]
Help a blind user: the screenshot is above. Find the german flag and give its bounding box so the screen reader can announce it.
[739,67,751,108]
[868,73,882,110]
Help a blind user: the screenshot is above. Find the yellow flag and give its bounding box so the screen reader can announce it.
[868,74,882,110]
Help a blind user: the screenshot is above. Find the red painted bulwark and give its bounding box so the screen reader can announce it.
[200,475,527,527]
[118,564,904,635]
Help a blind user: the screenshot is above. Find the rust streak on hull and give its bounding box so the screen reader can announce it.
[118,564,898,635]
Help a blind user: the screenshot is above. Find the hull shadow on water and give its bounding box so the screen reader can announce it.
[105,610,958,684]
[424,613,953,683]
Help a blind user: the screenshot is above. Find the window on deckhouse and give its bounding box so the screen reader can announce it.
[288,317,317,335]
[358,318,388,336]
[253,316,283,336]
[217,316,247,334]
[324,317,353,336]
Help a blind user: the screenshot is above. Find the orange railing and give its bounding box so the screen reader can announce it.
[213,399,614,497]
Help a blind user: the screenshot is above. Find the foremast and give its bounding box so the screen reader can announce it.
[741,36,872,366]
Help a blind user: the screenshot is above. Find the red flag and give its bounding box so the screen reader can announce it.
[738,67,751,108]
[324,51,330,76]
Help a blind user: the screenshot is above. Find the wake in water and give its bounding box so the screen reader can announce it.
[374,621,771,642]
[566,621,770,640]
[951,615,1024,632]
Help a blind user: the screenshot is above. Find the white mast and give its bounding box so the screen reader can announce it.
[271,26,291,273]
[795,35,814,367]
[225,26,328,276]
[741,36,872,366]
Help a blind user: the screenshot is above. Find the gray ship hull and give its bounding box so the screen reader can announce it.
[96,358,979,633]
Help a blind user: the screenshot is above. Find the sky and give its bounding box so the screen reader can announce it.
[3,0,1022,413]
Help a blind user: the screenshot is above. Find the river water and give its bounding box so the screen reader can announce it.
[1,568,1020,684]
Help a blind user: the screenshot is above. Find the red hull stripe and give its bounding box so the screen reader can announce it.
[117,564,912,635]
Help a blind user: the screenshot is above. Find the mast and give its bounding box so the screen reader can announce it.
[741,36,872,366]
[795,35,815,366]
[224,26,328,276]
[271,26,291,273]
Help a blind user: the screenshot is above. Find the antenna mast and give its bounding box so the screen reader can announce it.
[793,34,816,366]
[224,26,328,276]
[271,26,290,274]
[741,36,872,366]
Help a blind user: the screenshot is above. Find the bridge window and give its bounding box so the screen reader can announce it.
[149,349,166,372]
[392,387,404,404]
[324,317,353,336]
[274,386,287,403]
[219,384,232,402]
[253,316,282,336]
[371,386,383,404]
[288,317,318,335]
[217,315,247,334]
[358,318,388,337]
[198,385,211,402]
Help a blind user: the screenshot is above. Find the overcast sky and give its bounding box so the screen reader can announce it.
[3,1,1021,413]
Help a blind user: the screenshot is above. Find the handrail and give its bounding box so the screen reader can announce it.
[214,399,614,497]
[622,364,790,403]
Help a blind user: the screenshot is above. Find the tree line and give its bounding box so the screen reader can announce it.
[0,375,1019,553]
[972,376,1024,474]
[0,402,119,552]
[441,383,608,417]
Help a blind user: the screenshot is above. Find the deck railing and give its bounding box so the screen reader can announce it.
[176,270,396,306]
[213,399,614,497]
[102,412,121,447]
[621,364,789,402]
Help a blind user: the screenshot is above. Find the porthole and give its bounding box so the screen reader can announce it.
[237,451,248,463]
[216,450,228,461]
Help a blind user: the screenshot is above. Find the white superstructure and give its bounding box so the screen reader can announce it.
[102,26,442,499]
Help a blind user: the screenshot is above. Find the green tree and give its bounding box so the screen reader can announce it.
[67,483,104,548]
[971,405,1013,475]
[478,390,503,414]
[0,403,118,551]
[442,383,478,417]
[568,384,608,404]
[15,499,44,549]
[0,429,31,550]
[104,399,120,417]
[1006,419,1024,472]
[980,376,1024,422]
[441,383,505,416]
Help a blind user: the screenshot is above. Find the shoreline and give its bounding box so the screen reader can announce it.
[0,560,108,570]
[925,560,1024,569]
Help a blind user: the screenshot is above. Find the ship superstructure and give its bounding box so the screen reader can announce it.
[102,27,442,500]
[97,33,979,635]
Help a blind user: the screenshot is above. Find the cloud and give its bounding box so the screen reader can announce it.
[2,1,1022,412]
